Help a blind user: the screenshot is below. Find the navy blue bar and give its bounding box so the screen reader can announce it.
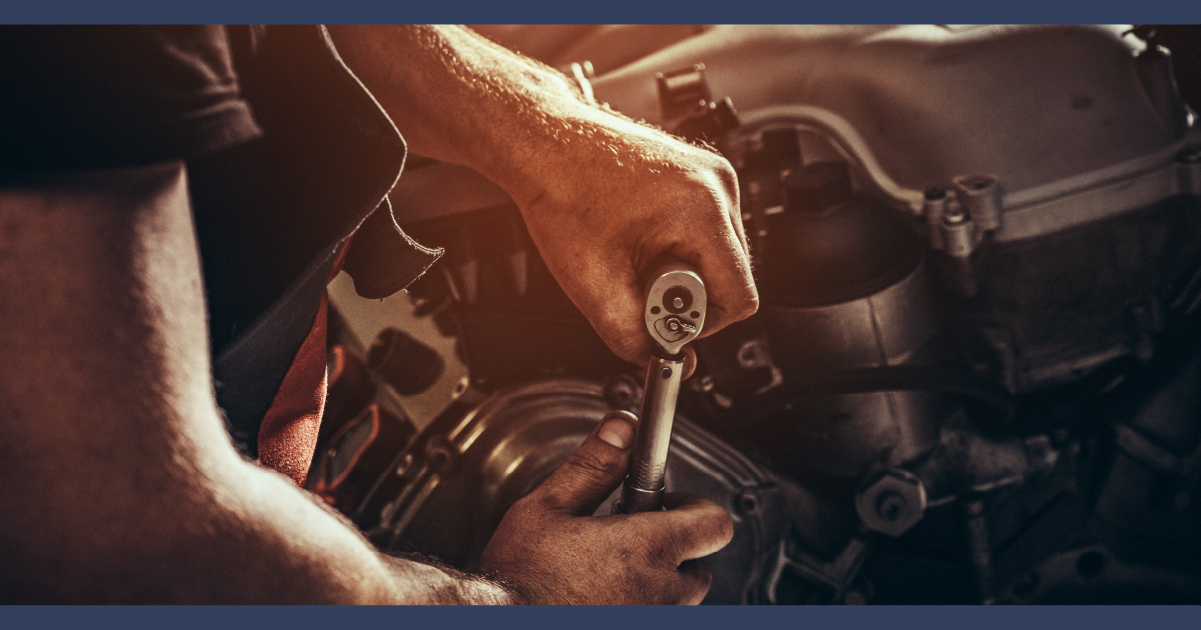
[0,0,1198,25]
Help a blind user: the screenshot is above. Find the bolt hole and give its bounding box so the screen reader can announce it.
[1076,551,1106,579]
[736,492,759,515]
[690,311,700,318]
[876,493,906,522]
[651,306,661,314]
[428,448,452,472]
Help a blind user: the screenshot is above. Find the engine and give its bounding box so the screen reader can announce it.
[316,25,1201,604]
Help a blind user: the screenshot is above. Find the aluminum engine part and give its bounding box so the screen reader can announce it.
[587,25,1201,393]
[758,164,941,477]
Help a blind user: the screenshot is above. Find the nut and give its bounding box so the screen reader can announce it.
[856,469,927,537]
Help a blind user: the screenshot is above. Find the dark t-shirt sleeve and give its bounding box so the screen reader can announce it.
[0,25,263,173]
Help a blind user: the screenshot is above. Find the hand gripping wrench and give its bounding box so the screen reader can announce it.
[614,263,706,514]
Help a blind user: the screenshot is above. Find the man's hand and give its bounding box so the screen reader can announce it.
[516,118,756,371]
[330,25,759,370]
[479,411,734,604]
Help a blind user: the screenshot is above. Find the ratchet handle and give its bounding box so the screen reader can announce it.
[614,264,705,514]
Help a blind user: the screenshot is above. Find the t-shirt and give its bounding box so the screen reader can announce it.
[0,25,442,483]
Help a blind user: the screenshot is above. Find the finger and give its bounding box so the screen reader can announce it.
[531,410,637,516]
[681,345,697,381]
[690,215,758,342]
[572,262,655,367]
[652,493,735,563]
[676,559,713,605]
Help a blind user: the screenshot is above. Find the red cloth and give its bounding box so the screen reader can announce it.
[255,293,330,487]
[256,241,352,486]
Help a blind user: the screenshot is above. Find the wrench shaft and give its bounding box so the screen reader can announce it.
[619,353,685,513]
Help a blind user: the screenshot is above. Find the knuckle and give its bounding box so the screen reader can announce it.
[740,291,760,319]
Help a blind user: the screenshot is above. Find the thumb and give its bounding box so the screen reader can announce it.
[533,410,637,516]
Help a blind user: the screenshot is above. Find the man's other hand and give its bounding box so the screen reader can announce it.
[478,410,734,605]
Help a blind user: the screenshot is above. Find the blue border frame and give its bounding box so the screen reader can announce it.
[0,0,1199,24]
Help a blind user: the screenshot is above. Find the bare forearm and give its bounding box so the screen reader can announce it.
[0,164,512,605]
[328,25,675,206]
[183,460,515,605]
[327,25,756,369]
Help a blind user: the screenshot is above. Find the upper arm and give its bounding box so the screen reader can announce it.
[0,162,237,600]
[0,164,434,604]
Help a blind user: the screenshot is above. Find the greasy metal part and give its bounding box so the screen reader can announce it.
[763,255,939,476]
[940,204,979,298]
[855,470,928,537]
[964,499,996,604]
[370,378,787,604]
[656,64,712,121]
[941,205,976,259]
[617,264,707,513]
[924,187,949,250]
[954,174,1003,233]
[619,353,685,513]
[763,534,873,605]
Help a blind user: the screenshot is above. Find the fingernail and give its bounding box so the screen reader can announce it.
[598,416,634,450]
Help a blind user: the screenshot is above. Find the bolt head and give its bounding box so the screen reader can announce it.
[856,470,927,537]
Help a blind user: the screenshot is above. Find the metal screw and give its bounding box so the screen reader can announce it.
[672,297,685,309]
[661,367,673,379]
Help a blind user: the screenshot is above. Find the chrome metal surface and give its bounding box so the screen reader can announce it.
[619,353,685,512]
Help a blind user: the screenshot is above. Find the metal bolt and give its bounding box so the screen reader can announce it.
[424,436,457,475]
[394,452,415,477]
[603,374,639,409]
[661,367,673,379]
[856,470,927,537]
[672,297,685,309]
[667,319,681,332]
[735,490,760,516]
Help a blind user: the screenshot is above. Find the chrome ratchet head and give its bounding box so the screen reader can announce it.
[643,263,707,356]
